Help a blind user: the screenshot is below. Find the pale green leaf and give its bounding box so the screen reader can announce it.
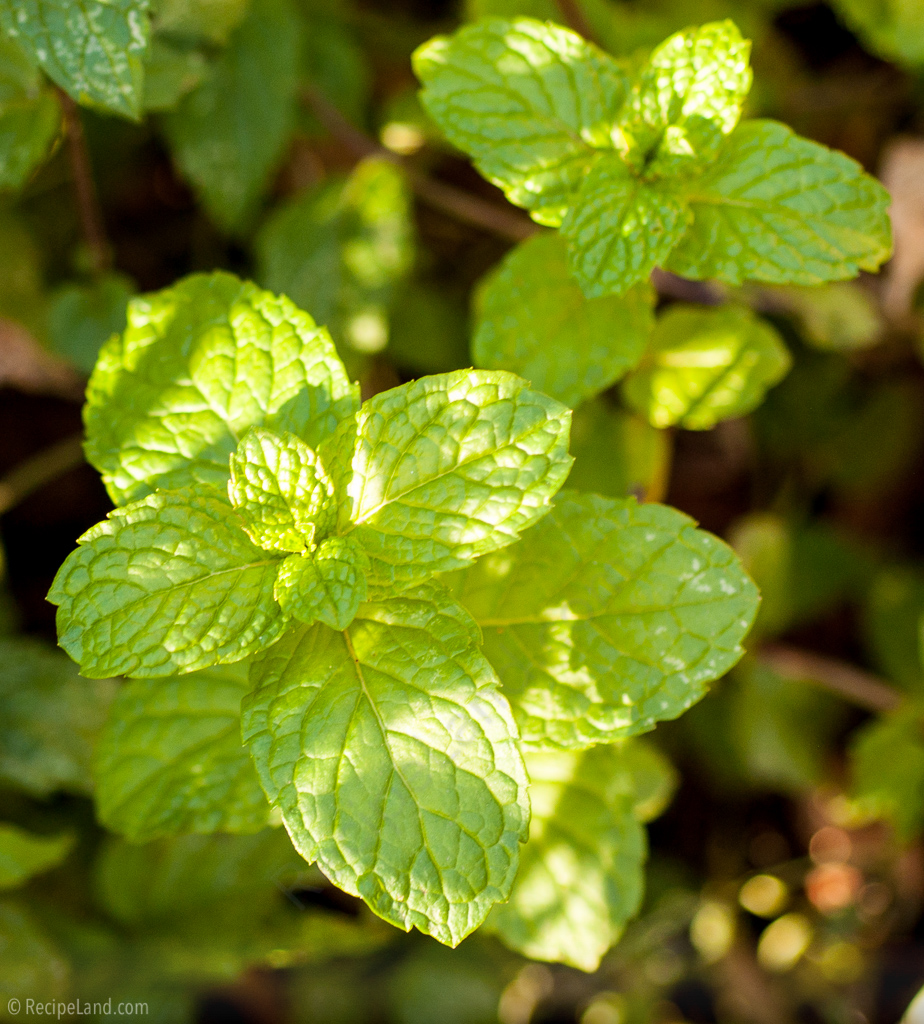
[274,536,369,630]
[0,638,116,797]
[0,825,73,889]
[472,232,653,407]
[667,120,893,286]
[0,89,59,189]
[83,271,358,506]
[330,368,573,590]
[229,427,335,553]
[413,16,628,226]
[47,273,133,374]
[561,155,691,297]
[448,491,758,749]
[48,489,288,679]
[0,901,68,1003]
[487,740,675,970]
[0,0,150,119]
[162,0,301,229]
[621,304,791,430]
[95,663,276,842]
[153,0,250,44]
[242,584,530,946]
[141,36,207,112]
[831,0,924,68]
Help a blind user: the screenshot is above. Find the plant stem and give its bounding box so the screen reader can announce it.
[58,89,111,276]
[554,0,601,46]
[0,435,86,518]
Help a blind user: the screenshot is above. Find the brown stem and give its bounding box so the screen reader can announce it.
[58,90,111,276]
[758,644,902,714]
[0,435,86,518]
[554,0,601,46]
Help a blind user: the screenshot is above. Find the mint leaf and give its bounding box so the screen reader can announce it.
[621,20,751,177]
[0,825,73,889]
[242,584,530,946]
[622,304,791,430]
[667,120,893,285]
[561,155,691,297]
[229,427,336,553]
[162,0,301,229]
[84,271,358,506]
[487,740,674,970]
[95,663,275,842]
[0,89,60,189]
[154,0,249,44]
[330,369,573,590]
[0,638,115,796]
[47,273,133,375]
[0,902,68,1003]
[449,491,758,749]
[0,0,150,119]
[473,233,654,408]
[48,489,288,678]
[413,16,628,226]
[275,537,369,630]
[831,0,924,68]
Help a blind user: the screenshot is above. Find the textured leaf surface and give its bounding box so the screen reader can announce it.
[667,120,893,285]
[0,638,115,796]
[163,0,301,229]
[331,369,573,589]
[0,89,60,189]
[229,427,335,553]
[95,663,275,842]
[473,233,653,407]
[488,741,674,970]
[84,271,358,505]
[622,304,791,429]
[562,155,691,297]
[414,16,628,226]
[448,491,758,749]
[48,490,287,678]
[275,537,369,630]
[243,585,530,946]
[0,825,73,889]
[0,0,150,118]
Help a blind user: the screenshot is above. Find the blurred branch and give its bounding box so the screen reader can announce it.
[759,644,902,714]
[301,85,537,243]
[0,436,85,517]
[553,0,601,46]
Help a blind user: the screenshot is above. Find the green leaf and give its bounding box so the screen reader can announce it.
[0,638,116,796]
[0,825,73,889]
[47,273,133,375]
[561,155,691,297]
[141,36,207,112]
[666,120,893,286]
[229,427,335,553]
[448,491,758,749]
[487,740,675,970]
[413,16,628,226]
[83,271,358,506]
[95,663,276,842]
[0,901,68,1003]
[330,368,573,590]
[275,536,369,630]
[621,304,791,430]
[48,489,288,679]
[0,89,60,190]
[472,233,654,408]
[242,584,530,946]
[863,567,924,695]
[153,0,250,44]
[0,0,151,119]
[162,0,301,230]
[621,20,751,177]
[831,0,924,68]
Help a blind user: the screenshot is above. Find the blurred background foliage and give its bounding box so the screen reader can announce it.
[3,0,924,1022]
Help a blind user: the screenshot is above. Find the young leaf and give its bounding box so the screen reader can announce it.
[561,155,691,297]
[330,368,573,589]
[0,0,150,119]
[83,272,358,506]
[275,537,369,630]
[242,584,530,946]
[95,663,276,842]
[448,491,758,749]
[0,825,73,889]
[48,489,288,679]
[413,16,628,226]
[667,120,893,286]
[621,304,791,430]
[487,740,675,970]
[162,0,301,229]
[229,427,336,553]
[0,90,60,189]
[472,233,654,408]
